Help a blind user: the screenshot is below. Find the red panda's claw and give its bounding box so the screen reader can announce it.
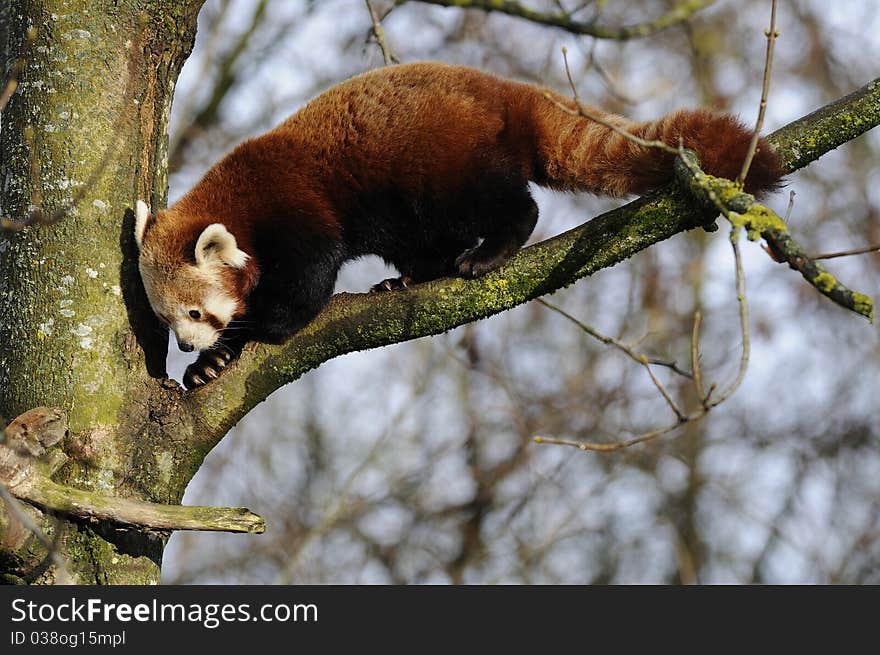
[183,369,206,390]
[205,351,230,368]
[183,347,237,389]
[183,347,238,390]
[370,276,412,293]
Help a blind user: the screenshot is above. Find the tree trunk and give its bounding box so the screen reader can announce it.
[1,0,204,585]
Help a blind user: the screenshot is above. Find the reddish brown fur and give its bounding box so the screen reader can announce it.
[529,91,783,197]
[139,62,784,386]
[152,62,782,259]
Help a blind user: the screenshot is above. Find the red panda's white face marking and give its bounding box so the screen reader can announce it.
[135,202,249,352]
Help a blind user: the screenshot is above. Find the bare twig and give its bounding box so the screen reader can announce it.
[690,310,707,405]
[537,298,687,419]
[738,0,779,183]
[709,226,751,408]
[365,0,398,65]
[533,216,751,453]
[645,356,694,380]
[546,47,678,155]
[810,244,880,260]
[0,483,71,582]
[401,0,715,41]
[784,190,796,222]
[534,419,688,453]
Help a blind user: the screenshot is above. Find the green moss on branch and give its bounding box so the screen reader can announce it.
[674,148,873,320]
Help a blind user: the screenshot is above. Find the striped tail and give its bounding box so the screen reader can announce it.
[526,89,784,198]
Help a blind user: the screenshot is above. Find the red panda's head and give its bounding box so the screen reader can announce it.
[134,201,252,353]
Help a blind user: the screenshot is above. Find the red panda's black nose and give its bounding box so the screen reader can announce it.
[178,341,195,353]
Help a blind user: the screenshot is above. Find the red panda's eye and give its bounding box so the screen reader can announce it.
[189,310,202,320]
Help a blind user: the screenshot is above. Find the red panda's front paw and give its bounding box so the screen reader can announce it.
[183,349,235,390]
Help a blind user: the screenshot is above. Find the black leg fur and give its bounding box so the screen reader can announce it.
[455,191,538,278]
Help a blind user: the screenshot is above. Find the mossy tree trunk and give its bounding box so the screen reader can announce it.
[0,0,205,585]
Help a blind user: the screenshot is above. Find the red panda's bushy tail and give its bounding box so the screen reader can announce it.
[525,89,784,198]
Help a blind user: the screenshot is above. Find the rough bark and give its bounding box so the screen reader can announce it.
[0,0,876,584]
[1,0,204,585]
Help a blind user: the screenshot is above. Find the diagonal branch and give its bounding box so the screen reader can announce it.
[185,76,880,444]
[674,149,873,320]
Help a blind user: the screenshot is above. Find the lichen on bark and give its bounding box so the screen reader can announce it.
[0,0,204,585]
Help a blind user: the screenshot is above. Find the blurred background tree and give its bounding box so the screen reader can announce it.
[162,0,880,584]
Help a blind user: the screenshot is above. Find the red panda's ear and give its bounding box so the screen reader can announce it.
[135,200,151,249]
[195,223,249,269]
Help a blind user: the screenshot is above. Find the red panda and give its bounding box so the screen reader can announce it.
[134,62,783,389]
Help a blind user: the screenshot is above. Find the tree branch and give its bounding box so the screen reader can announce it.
[674,149,873,320]
[1,408,264,534]
[365,0,399,65]
[186,76,880,444]
[401,0,715,40]
[15,480,265,534]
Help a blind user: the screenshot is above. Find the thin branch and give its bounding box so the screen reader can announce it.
[690,309,707,405]
[0,483,71,580]
[810,244,880,260]
[784,190,796,222]
[365,0,399,65]
[401,0,715,41]
[645,356,694,380]
[537,298,687,419]
[534,419,689,453]
[534,200,751,453]
[545,47,679,155]
[738,0,779,183]
[710,226,751,407]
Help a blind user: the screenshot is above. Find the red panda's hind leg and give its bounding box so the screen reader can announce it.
[455,191,538,278]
